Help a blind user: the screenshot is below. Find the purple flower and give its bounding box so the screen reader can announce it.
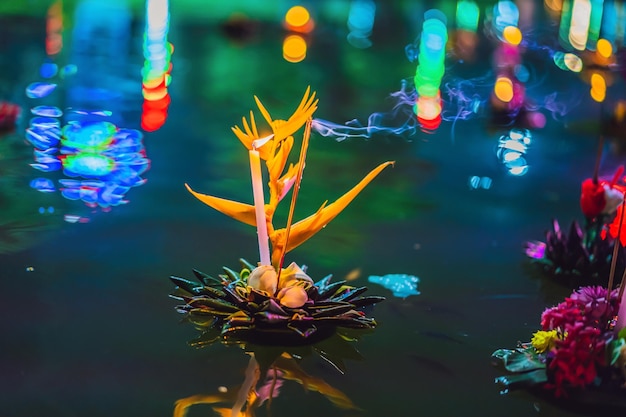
[569,286,619,320]
[525,240,546,259]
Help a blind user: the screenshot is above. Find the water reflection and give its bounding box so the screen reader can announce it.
[4,2,626,417]
[141,0,172,132]
[174,332,368,417]
[368,273,420,298]
[26,102,150,219]
[0,129,61,253]
[25,0,150,222]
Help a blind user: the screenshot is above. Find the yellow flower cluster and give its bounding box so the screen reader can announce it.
[531,329,558,353]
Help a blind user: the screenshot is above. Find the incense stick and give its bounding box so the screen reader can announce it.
[607,197,625,294]
[593,136,604,184]
[276,119,312,286]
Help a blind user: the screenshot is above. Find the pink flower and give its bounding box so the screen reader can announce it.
[538,286,618,396]
[525,240,546,259]
[570,286,619,321]
[547,321,607,396]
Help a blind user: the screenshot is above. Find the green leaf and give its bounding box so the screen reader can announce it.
[495,369,548,390]
[609,338,626,366]
[492,345,546,373]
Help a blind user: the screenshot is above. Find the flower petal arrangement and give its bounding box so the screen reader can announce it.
[171,258,384,346]
[170,87,393,347]
[524,218,620,284]
[525,167,626,285]
[492,285,626,406]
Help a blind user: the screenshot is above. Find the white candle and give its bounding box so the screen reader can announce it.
[249,149,271,265]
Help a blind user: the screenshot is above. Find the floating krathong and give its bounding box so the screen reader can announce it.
[525,218,620,284]
[498,186,626,410]
[171,87,393,347]
[492,285,626,410]
[525,165,626,285]
[171,259,384,346]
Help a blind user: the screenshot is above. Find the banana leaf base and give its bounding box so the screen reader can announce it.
[169,259,384,348]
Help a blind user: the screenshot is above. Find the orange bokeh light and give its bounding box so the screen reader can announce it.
[283,35,307,63]
[286,6,309,27]
[416,95,442,121]
[142,85,169,101]
[590,73,606,102]
[590,73,606,91]
[284,6,314,33]
[142,74,166,89]
[502,26,522,46]
[590,87,606,103]
[494,77,514,102]
[596,38,613,58]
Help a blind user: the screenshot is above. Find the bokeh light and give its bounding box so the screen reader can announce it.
[586,0,604,49]
[596,38,612,58]
[39,61,58,79]
[284,5,314,33]
[502,25,522,45]
[590,88,606,103]
[600,1,624,47]
[558,0,573,47]
[26,82,57,99]
[590,72,606,102]
[553,52,583,72]
[568,0,591,51]
[286,6,309,27]
[564,53,583,72]
[526,111,547,128]
[496,128,532,176]
[544,0,563,12]
[282,34,307,63]
[492,1,519,40]
[347,0,376,48]
[415,95,442,120]
[28,118,151,209]
[46,0,63,56]
[141,0,172,132]
[494,77,514,102]
[456,0,479,32]
[413,11,447,129]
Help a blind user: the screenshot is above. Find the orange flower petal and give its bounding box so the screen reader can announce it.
[185,183,258,227]
[270,161,394,264]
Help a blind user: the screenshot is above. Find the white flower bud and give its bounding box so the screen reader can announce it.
[603,185,623,215]
[247,265,278,294]
[277,285,308,308]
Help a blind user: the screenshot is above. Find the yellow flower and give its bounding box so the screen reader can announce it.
[531,329,558,353]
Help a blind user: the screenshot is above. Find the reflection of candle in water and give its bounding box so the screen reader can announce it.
[249,149,270,265]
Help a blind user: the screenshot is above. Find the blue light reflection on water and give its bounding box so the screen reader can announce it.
[24,0,149,218]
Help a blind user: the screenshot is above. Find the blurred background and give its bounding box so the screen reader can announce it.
[1,0,625,416]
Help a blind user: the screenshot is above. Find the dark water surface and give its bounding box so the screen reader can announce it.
[1,1,624,416]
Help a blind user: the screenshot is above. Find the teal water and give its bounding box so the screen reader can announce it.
[1,1,625,416]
